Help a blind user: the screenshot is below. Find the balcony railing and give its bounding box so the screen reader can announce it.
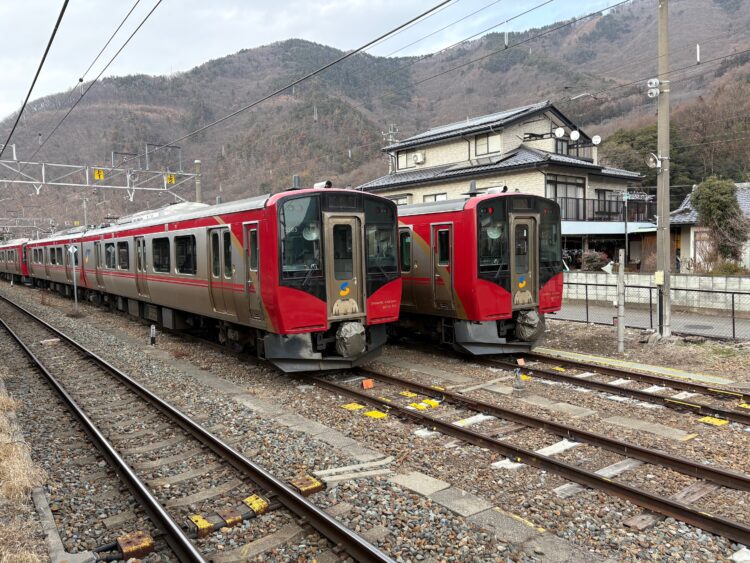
[556,197,656,222]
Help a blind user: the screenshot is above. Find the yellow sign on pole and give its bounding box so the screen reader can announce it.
[93,168,104,180]
[166,174,176,185]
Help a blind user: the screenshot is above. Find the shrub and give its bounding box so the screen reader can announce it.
[581,250,609,271]
[709,261,750,276]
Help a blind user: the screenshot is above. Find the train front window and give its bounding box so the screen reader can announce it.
[477,200,508,277]
[364,198,398,295]
[279,196,321,279]
[333,225,353,280]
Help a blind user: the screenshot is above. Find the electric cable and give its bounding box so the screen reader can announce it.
[0,0,69,159]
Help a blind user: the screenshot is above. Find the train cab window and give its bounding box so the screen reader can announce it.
[72,248,79,267]
[56,248,63,265]
[223,230,232,278]
[248,230,258,271]
[152,238,170,273]
[175,235,196,275]
[540,205,562,264]
[437,230,450,266]
[333,225,353,280]
[279,196,321,279]
[477,201,509,281]
[399,230,411,272]
[117,242,129,270]
[514,224,529,273]
[211,232,221,277]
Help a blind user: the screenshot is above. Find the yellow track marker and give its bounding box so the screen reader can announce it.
[364,410,387,419]
[409,402,428,411]
[341,402,365,411]
[422,398,440,408]
[552,366,566,372]
[698,416,729,426]
[738,403,750,410]
[399,390,418,398]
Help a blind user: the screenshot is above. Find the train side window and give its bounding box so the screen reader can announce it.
[50,248,56,265]
[332,224,353,280]
[175,235,196,275]
[94,242,101,268]
[399,230,411,272]
[117,241,129,270]
[105,243,116,268]
[223,230,232,278]
[152,238,170,273]
[437,230,450,266]
[56,248,63,265]
[248,230,258,271]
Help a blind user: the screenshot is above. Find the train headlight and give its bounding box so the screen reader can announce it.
[487,226,502,239]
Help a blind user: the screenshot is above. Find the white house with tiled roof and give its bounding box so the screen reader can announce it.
[359,101,653,264]
[671,182,750,271]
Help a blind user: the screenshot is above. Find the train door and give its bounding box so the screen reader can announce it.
[134,237,150,299]
[325,217,365,320]
[94,241,105,288]
[244,223,263,321]
[399,227,414,308]
[431,224,454,311]
[510,216,538,308]
[208,227,235,315]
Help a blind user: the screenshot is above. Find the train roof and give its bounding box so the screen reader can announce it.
[28,187,390,245]
[0,238,29,248]
[397,191,547,217]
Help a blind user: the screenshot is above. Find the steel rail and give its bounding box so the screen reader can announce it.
[313,376,750,546]
[356,367,750,491]
[520,351,750,403]
[0,318,206,563]
[487,358,750,426]
[0,296,394,563]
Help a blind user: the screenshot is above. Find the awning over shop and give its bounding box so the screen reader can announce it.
[561,221,656,236]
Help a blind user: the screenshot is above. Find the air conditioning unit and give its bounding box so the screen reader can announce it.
[412,152,425,164]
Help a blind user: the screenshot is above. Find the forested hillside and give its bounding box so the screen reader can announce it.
[1,0,749,227]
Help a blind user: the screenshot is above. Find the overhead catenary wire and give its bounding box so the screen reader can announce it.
[0,0,69,159]
[108,0,454,173]
[15,0,166,178]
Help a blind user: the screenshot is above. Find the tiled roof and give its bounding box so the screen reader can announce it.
[384,101,553,151]
[358,146,642,192]
[670,184,750,225]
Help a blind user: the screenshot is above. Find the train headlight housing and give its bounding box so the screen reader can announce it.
[303,223,320,241]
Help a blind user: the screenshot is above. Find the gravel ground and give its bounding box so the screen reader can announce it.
[542,319,750,386]
[2,282,747,562]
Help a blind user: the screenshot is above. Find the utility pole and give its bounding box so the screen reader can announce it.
[82,198,88,227]
[194,159,202,203]
[656,0,671,337]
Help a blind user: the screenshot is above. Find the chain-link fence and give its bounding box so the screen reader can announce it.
[554,281,750,340]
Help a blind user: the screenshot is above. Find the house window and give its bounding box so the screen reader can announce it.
[423,193,447,203]
[475,133,500,156]
[546,174,585,220]
[555,139,569,155]
[397,151,416,170]
[388,195,410,206]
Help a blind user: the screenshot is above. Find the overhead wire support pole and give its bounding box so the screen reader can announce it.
[657,0,671,337]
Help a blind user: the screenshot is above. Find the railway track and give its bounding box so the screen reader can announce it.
[486,354,750,427]
[0,294,393,563]
[311,367,750,546]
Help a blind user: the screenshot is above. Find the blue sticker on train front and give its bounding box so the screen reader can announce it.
[518,275,527,289]
[339,281,350,297]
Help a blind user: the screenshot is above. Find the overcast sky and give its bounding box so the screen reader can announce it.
[0,0,618,121]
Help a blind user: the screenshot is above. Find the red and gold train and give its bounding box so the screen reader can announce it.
[0,187,402,371]
[395,190,563,354]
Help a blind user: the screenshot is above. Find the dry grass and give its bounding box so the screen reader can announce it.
[0,391,46,562]
[0,520,43,563]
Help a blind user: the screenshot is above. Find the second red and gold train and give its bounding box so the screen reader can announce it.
[0,184,563,372]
